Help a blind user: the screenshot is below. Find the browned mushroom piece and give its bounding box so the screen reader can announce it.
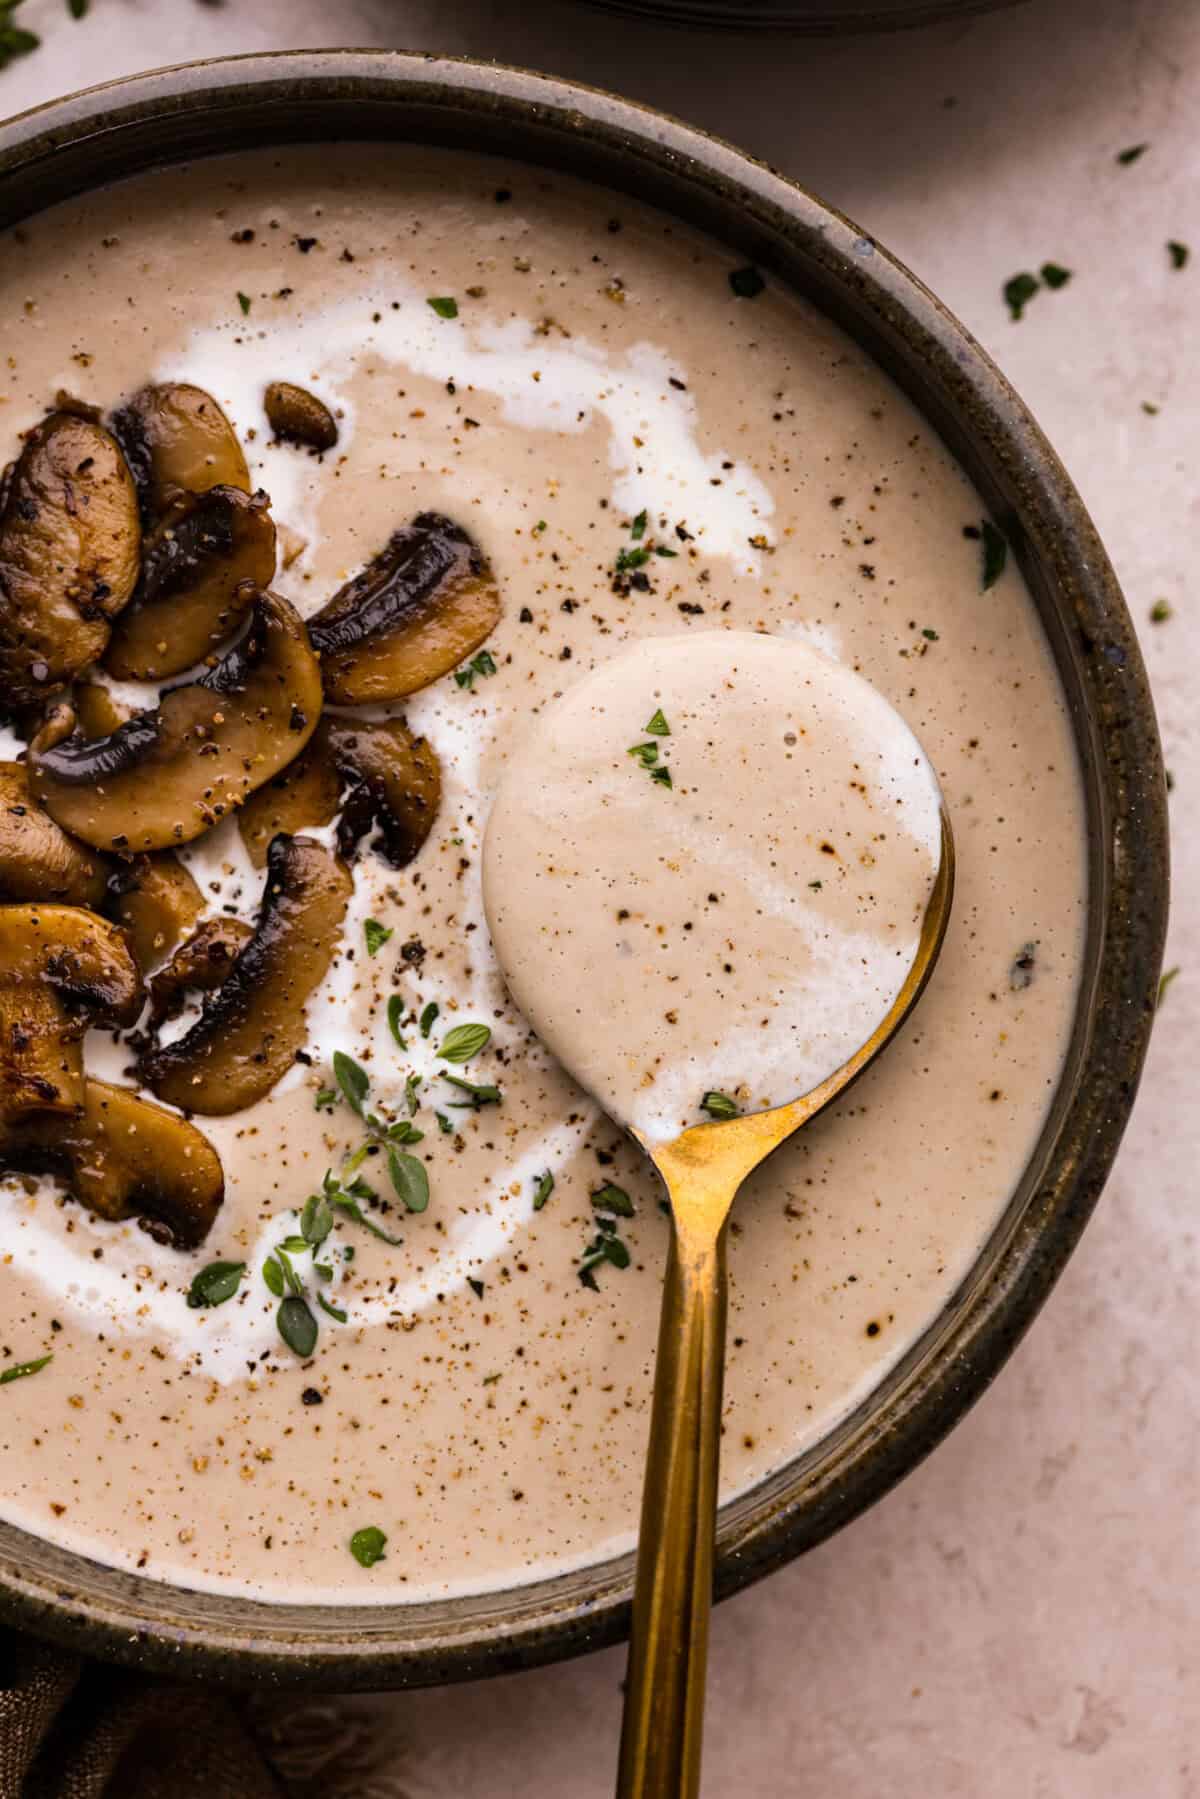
[0,905,142,1122]
[73,681,131,739]
[110,382,250,519]
[30,590,323,853]
[147,916,254,1026]
[1,1079,224,1247]
[237,715,441,869]
[139,834,352,1116]
[107,852,205,973]
[264,381,339,452]
[0,762,110,907]
[308,512,500,702]
[104,486,277,680]
[0,413,142,706]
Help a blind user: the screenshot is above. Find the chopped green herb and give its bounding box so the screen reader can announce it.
[533,1170,555,1212]
[404,1071,422,1115]
[615,545,650,574]
[654,545,678,558]
[278,1235,309,1254]
[314,1263,333,1282]
[644,709,670,736]
[68,0,88,16]
[438,1022,492,1064]
[1157,965,1180,1008]
[237,291,252,316]
[262,1255,285,1299]
[300,1193,334,1247]
[532,519,548,536]
[349,1525,387,1568]
[386,1119,423,1145]
[700,1091,739,1120]
[1039,261,1072,289]
[453,648,498,690]
[578,1225,632,1288]
[650,766,673,789]
[729,265,765,299]
[186,1261,245,1309]
[273,1244,304,1296]
[314,1087,338,1112]
[364,918,393,956]
[328,1192,404,1246]
[427,295,459,319]
[627,741,659,768]
[386,994,406,1047]
[468,1277,485,1299]
[1003,271,1039,321]
[419,1001,440,1038]
[333,1050,369,1115]
[277,1295,318,1358]
[631,509,648,539]
[436,1110,454,1134]
[0,1354,52,1386]
[316,1293,347,1323]
[1168,240,1190,270]
[980,520,1008,590]
[808,880,823,892]
[482,1372,501,1386]
[441,1072,502,1108]
[591,1182,634,1217]
[388,1149,430,1213]
[922,627,939,641]
[1116,143,1148,165]
[1150,599,1172,623]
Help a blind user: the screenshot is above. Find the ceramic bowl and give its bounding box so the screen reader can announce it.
[0,51,1167,1690]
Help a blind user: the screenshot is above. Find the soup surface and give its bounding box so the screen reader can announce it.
[0,145,1086,1603]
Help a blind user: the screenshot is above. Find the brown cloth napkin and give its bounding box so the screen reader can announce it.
[0,1631,285,1799]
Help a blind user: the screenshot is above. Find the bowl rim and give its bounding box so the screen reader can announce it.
[0,49,1168,1690]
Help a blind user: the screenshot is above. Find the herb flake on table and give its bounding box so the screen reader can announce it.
[1149,599,1172,623]
[0,1354,52,1386]
[0,2,39,71]
[644,708,670,736]
[1003,271,1040,321]
[186,1261,245,1309]
[1116,143,1148,165]
[349,1525,387,1568]
[236,291,252,316]
[1039,261,1072,289]
[427,296,459,319]
[1168,240,1190,270]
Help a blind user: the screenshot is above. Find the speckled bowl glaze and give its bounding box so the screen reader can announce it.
[0,52,1167,1691]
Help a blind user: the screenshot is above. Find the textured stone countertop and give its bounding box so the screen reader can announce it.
[2,1,1193,1792]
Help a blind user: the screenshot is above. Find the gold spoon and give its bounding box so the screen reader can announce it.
[615,813,955,1799]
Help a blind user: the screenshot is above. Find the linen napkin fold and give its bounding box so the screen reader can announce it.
[0,1630,284,1799]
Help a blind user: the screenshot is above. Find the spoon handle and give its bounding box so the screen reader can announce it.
[616,1210,729,1799]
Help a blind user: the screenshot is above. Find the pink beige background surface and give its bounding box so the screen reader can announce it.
[4,0,1193,1791]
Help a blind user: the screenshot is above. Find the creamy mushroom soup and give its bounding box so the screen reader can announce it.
[0,145,1086,1603]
